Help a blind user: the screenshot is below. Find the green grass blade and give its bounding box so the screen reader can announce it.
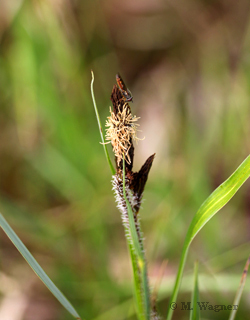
[167,154,250,320]
[91,71,116,175]
[228,255,250,320]
[0,212,82,320]
[190,262,200,320]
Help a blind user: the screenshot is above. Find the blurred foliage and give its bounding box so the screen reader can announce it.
[0,0,250,319]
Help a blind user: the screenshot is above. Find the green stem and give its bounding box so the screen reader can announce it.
[122,156,151,320]
[129,243,144,319]
[141,260,151,320]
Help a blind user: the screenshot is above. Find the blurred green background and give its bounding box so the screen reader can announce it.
[0,0,250,319]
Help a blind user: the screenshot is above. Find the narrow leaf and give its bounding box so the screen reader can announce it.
[167,154,250,320]
[0,213,82,320]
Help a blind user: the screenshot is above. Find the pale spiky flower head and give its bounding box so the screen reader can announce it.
[105,102,141,166]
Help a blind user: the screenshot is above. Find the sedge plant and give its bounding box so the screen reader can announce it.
[92,71,156,319]
[91,71,250,320]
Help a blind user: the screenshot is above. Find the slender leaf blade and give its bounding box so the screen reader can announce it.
[167,154,250,320]
[187,155,250,242]
[91,70,115,175]
[0,213,82,320]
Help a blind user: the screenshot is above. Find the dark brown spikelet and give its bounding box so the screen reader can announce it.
[108,77,155,214]
[110,85,126,114]
[128,154,155,213]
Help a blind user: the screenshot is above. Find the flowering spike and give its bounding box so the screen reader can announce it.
[105,78,155,215]
[104,83,142,167]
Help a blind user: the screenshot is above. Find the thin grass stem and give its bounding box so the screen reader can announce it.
[91,71,115,175]
[228,256,250,320]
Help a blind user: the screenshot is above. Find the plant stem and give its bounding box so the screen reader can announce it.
[91,71,115,175]
[122,156,151,320]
